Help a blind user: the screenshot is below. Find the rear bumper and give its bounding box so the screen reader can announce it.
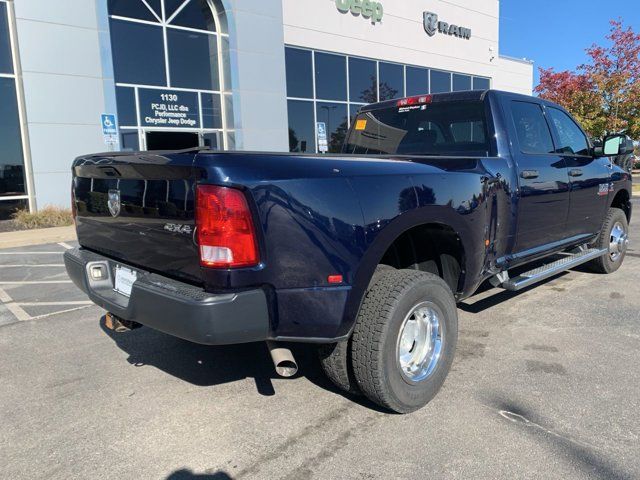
[64,248,270,345]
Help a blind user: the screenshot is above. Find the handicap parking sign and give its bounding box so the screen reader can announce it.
[101,114,117,136]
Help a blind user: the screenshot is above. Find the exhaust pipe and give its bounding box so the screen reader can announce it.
[104,312,142,333]
[266,341,298,378]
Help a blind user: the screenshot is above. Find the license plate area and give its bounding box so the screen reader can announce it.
[114,265,137,298]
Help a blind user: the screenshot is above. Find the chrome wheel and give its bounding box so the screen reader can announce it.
[609,221,628,262]
[396,302,443,383]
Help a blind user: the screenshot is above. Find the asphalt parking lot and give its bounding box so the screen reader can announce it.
[2,200,640,480]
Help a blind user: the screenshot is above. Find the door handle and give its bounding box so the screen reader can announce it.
[569,169,583,177]
[520,170,539,179]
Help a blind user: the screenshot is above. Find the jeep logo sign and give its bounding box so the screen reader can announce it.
[424,11,471,39]
[335,0,384,24]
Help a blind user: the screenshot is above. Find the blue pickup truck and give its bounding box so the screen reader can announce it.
[65,90,633,413]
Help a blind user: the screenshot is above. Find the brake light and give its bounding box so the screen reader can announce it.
[397,95,433,107]
[196,185,259,268]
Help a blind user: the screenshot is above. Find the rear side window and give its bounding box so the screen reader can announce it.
[343,101,490,156]
[547,107,590,156]
[510,101,554,154]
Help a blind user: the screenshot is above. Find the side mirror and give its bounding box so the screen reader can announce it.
[602,134,634,156]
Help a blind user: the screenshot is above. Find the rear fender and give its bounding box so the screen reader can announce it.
[338,205,480,338]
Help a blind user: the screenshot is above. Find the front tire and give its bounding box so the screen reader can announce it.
[351,269,458,413]
[588,208,629,274]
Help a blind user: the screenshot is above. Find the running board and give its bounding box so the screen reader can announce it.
[497,248,606,291]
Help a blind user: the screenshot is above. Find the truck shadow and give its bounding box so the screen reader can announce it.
[165,470,233,480]
[99,315,378,409]
[483,393,633,480]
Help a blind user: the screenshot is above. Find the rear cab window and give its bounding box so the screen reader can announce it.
[344,100,491,156]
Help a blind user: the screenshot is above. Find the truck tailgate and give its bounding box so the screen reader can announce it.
[72,152,202,284]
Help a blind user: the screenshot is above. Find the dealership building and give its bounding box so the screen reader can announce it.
[0,0,533,217]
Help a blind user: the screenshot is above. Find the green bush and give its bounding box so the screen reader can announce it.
[11,206,74,230]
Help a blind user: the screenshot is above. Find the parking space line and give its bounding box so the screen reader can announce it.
[0,264,65,268]
[58,242,73,250]
[0,252,63,255]
[18,301,93,306]
[0,287,31,321]
[31,305,92,320]
[0,281,73,285]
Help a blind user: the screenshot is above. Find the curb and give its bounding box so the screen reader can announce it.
[0,225,76,249]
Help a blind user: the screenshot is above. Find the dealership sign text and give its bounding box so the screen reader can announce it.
[423,11,471,39]
[335,0,383,24]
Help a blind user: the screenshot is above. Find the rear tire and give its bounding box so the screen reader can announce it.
[351,269,458,414]
[317,265,396,396]
[588,208,629,274]
[318,341,360,395]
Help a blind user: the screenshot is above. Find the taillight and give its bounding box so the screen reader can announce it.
[71,183,77,225]
[196,185,259,268]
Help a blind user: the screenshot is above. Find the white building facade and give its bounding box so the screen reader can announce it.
[0,0,532,216]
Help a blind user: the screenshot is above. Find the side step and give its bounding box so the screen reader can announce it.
[498,248,606,292]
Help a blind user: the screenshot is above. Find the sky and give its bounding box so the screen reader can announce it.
[499,0,640,87]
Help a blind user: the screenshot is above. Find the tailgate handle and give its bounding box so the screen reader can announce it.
[98,166,121,177]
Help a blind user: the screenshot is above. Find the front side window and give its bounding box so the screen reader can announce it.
[510,101,555,155]
[547,107,590,156]
[344,101,490,156]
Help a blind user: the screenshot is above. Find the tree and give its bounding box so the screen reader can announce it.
[535,20,640,139]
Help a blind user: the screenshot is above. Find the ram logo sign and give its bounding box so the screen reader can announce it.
[423,11,472,40]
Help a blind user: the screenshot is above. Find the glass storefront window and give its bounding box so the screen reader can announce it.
[349,57,377,103]
[0,78,26,197]
[287,100,315,153]
[168,29,219,90]
[108,0,232,150]
[170,0,216,31]
[430,70,452,93]
[110,19,166,86]
[115,87,137,126]
[284,46,493,153]
[120,129,140,151]
[379,62,404,101]
[406,66,429,96]
[453,74,472,92]
[0,2,12,74]
[315,52,347,101]
[107,0,157,21]
[285,47,313,98]
[473,76,491,90]
[202,93,222,129]
[316,102,348,153]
